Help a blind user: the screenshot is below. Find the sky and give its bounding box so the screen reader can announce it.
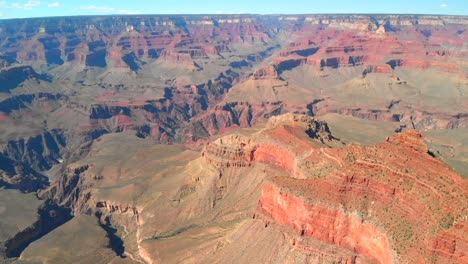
[0,0,466,19]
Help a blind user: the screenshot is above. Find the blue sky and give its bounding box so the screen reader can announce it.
[0,0,466,19]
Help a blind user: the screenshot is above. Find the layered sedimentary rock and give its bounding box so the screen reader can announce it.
[192,114,468,263]
[202,114,341,178]
[255,128,467,264]
[0,14,464,141]
[202,134,254,168]
[253,65,280,80]
[1,15,465,73]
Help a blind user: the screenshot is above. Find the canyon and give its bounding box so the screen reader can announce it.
[0,14,466,263]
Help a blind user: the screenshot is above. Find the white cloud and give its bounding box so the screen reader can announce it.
[440,3,448,8]
[79,5,115,12]
[215,10,246,15]
[118,9,142,14]
[78,5,141,14]
[24,0,40,8]
[2,0,41,9]
[48,2,60,7]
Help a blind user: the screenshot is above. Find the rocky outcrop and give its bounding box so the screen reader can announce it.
[183,101,285,142]
[255,129,468,264]
[202,134,254,168]
[203,114,339,174]
[159,49,199,67]
[253,65,279,80]
[257,180,392,264]
[264,114,334,138]
[42,163,93,215]
[89,105,131,119]
[95,201,139,219]
[362,64,393,76]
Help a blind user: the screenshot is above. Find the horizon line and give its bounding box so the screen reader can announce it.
[0,13,467,21]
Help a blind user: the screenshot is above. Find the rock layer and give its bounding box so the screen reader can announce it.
[255,128,467,264]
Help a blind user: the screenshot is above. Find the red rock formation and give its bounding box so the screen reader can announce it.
[431,228,468,263]
[15,39,47,64]
[183,101,286,142]
[159,49,193,64]
[258,180,392,264]
[253,143,299,177]
[1,15,465,76]
[202,134,254,168]
[362,64,393,76]
[196,116,468,263]
[107,49,128,69]
[253,65,279,80]
[252,126,467,264]
[202,114,339,177]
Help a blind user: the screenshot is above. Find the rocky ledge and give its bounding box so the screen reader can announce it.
[255,129,467,264]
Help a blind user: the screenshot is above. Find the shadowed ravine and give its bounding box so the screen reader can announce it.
[4,201,72,258]
[95,212,126,258]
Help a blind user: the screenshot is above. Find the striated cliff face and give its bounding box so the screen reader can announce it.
[42,163,93,214]
[202,134,254,168]
[182,101,288,142]
[202,113,340,172]
[255,128,468,264]
[253,65,280,80]
[257,181,392,264]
